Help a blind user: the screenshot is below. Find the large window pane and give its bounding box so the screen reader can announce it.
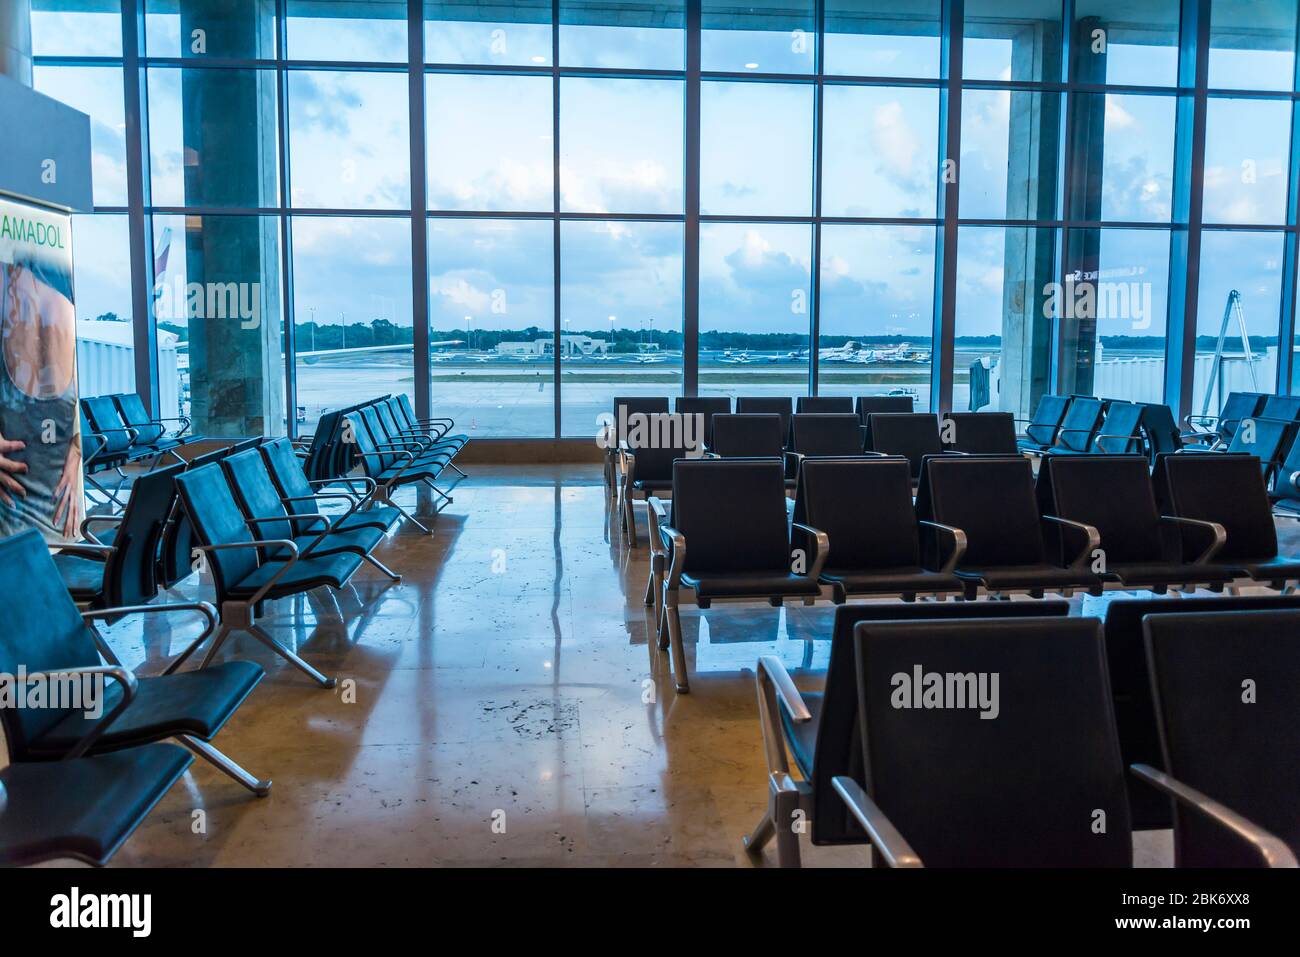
[287,71,410,209]
[560,78,683,214]
[964,0,1063,82]
[424,0,552,65]
[1202,98,1291,226]
[699,223,811,403]
[824,0,941,78]
[1191,231,1284,416]
[954,226,1056,416]
[1209,0,1297,92]
[559,221,683,437]
[72,214,135,400]
[293,217,413,434]
[1071,0,1179,87]
[960,88,1061,221]
[1065,93,1176,223]
[426,74,552,212]
[32,66,128,207]
[560,0,685,70]
[428,219,554,437]
[32,0,122,56]
[818,224,935,407]
[151,215,286,436]
[701,81,812,216]
[147,67,280,209]
[144,1,277,59]
[822,85,939,218]
[286,0,407,62]
[1059,228,1171,403]
[702,0,816,74]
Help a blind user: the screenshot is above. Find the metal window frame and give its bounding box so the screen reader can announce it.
[37,0,1300,437]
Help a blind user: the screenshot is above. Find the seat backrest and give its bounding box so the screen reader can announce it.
[735,396,792,443]
[1259,394,1300,422]
[866,413,943,480]
[158,446,234,588]
[79,408,111,464]
[1023,394,1071,446]
[1101,595,1300,831]
[112,393,164,445]
[1218,391,1267,441]
[789,413,864,458]
[855,394,913,427]
[1093,401,1144,453]
[1037,454,1163,565]
[1162,452,1280,561]
[922,455,1046,567]
[396,394,421,430]
[796,396,853,414]
[374,400,408,444]
[1054,396,1105,452]
[0,530,105,757]
[300,408,340,482]
[1225,416,1295,484]
[853,616,1131,865]
[1139,403,1181,458]
[669,458,789,573]
[174,463,260,603]
[672,397,730,449]
[355,408,398,473]
[223,449,293,545]
[1275,428,1300,506]
[260,437,320,517]
[794,457,920,570]
[611,396,671,447]
[1145,609,1300,865]
[82,396,131,454]
[810,601,1070,845]
[104,462,184,608]
[710,413,784,459]
[943,411,1018,454]
[626,413,702,482]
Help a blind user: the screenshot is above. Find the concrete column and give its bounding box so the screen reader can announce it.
[0,0,32,87]
[177,1,282,436]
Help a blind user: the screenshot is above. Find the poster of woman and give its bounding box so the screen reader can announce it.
[0,195,82,542]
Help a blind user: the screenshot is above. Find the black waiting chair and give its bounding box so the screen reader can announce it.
[1139,402,1214,460]
[1216,416,1297,488]
[1015,394,1072,453]
[375,398,465,472]
[865,412,953,483]
[918,455,1102,598]
[744,601,1070,867]
[1271,428,1300,519]
[174,463,366,687]
[1140,609,1300,867]
[392,394,466,451]
[260,437,398,535]
[1047,395,1106,453]
[736,396,793,446]
[1185,391,1267,449]
[0,744,193,867]
[645,458,822,693]
[158,446,238,590]
[1158,452,1300,590]
[786,413,867,473]
[79,403,146,508]
[1098,594,1300,832]
[113,392,198,453]
[605,396,670,491]
[1035,454,1232,593]
[1259,393,1300,425]
[618,413,702,549]
[942,411,1018,454]
[796,396,853,414]
[831,616,1133,866]
[710,413,785,460]
[346,409,452,534]
[674,396,731,450]
[0,528,271,796]
[1049,399,1143,455]
[792,457,963,602]
[855,395,914,446]
[82,395,175,466]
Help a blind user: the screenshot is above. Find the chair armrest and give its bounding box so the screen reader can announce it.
[12,665,138,759]
[918,519,967,574]
[661,524,687,589]
[790,522,829,580]
[1130,764,1298,868]
[80,514,125,544]
[1041,514,1101,571]
[756,655,812,723]
[245,513,331,534]
[1159,515,1227,564]
[754,655,812,777]
[192,540,300,605]
[1289,469,1300,494]
[81,601,218,669]
[831,776,924,868]
[51,543,115,560]
[1094,432,1140,453]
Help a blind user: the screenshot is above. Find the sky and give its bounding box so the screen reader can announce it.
[26,3,1300,352]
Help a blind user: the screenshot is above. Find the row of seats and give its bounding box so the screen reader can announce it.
[746,598,1300,867]
[1,395,465,866]
[80,393,200,507]
[643,452,1299,692]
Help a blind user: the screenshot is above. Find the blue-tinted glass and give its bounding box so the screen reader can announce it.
[701,0,816,74]
[424,0,552,65]
[287,0,407,62]
[32,66,128,207]
[1066,93,1176,223]
[822,85,939,218]
[560,0,685,69]
[1072,0,1179,87]
[964,0,1063,82]
[1209,0,1297,91]
[32,0,123,56]
[144,1,277,59]
[71,214,136,399]
[960,88,1061,220]
[824,0,941,77]
[1202,98,1291,225]
[701,80,813,216]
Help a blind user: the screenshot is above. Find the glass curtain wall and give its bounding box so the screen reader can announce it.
[29,0,1300,438]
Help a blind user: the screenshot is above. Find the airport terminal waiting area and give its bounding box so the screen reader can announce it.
[3,389,1300,869]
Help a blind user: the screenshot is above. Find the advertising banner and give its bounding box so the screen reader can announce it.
[0,194,82,542]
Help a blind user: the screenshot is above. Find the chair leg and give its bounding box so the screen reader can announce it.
[657,596,670,651]
[246,623,337,688]
[772,786,803,868]
[743,811,776,856]
[665,604,689,694]
[624,490,638,549]
[643,572,655,606]
[391,499,432,535]
[175,735,272,797]
[364,553,402,582]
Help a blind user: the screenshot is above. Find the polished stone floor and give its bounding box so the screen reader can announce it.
[95,464,1299,867]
